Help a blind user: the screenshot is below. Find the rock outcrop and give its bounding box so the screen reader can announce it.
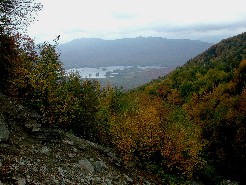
[0,93,160,184]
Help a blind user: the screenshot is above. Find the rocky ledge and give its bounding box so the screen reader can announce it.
[0,93,160,184]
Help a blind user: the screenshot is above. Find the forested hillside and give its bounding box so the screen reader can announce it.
[58,37,212,68]
[1,1,246,184]
[137,32,246,183]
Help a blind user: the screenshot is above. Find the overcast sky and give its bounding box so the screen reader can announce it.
[27,0,246,44]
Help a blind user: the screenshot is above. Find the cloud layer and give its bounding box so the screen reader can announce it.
[28,0,246,44]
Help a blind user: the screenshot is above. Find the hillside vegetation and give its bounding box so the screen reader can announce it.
[1,1,246,183]
[2,31,245,184]
[138,32,246,183]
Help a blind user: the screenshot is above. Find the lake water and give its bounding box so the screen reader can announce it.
[66,65,166,79]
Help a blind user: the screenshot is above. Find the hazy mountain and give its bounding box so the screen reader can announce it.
[58,37,212,69]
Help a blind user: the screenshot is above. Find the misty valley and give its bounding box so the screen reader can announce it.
[66,65,172,89]
[60,37,212,89]
[2,0,246,184]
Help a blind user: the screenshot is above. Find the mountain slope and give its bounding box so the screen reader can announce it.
[0,93,160,184]
[143,32,246,91]
[186,32,246,68]
[138,32,246,183]
[58,37,212,68]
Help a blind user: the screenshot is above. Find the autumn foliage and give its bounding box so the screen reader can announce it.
[1,10,246,183]
[140,34,246,182]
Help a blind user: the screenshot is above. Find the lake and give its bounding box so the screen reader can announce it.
[66,65,166,79]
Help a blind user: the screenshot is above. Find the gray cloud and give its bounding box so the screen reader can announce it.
[111,12,138,20]
[28,0,246,44]
[153,19,246,33]
[146,20,246,43]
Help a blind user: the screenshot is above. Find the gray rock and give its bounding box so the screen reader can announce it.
[94,177,101,183]
[73,147,78,152]
[144,180,151,185]
[24,120,41,132]
[68,153,75,158]
[41,146,50,154]
[58,167,65,177]
[51,175,59,184]
[112,175,127,184]
[107,152,122,166]
[0,116,9,142]
[107,152,116,158]
[28,112,41,119]
[31,122,41,132]
[17,178,26,185]
[77,143,86,150]
[78,159,95,173]
[94,160,108,173]
[220,180,239,185]
[18,104,24,110]
[63,139,74,145]
[123,174,133,183]
[105,178,112,185]
[0,143,8,147]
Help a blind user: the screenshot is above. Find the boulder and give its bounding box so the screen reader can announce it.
[17,178,26,185]
[123,174,133,183]
[41,146,50,154]
[94,160,108,173]
[78,159,95,173]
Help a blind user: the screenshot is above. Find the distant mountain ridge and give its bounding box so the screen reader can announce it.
[58,37,212,69]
